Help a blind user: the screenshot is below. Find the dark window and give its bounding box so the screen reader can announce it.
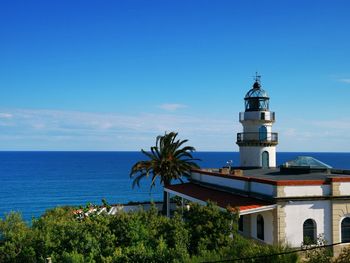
[261,112,265,120]
[238,216,244,232]
[303,219,316,244]
[257,214,264,240]
[259,126,267,141]
[341,217,350,243]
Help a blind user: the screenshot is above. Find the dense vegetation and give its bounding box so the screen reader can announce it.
[2,201,350,262]
[0,202,300,263]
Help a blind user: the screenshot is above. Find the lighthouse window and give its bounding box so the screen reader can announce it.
[303,219,316,244]
[259,126,268,141]
[341,217,350,243]
[257,214,264,240]
[260,112,265,120]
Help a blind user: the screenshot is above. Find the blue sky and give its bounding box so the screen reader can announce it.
[0,0,349,151]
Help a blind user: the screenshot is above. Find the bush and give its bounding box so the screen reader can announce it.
[334,246,350,263]
[0,201,299,262]
[183,201,237,255]
[302,234,332,263]
[0,212,36,263]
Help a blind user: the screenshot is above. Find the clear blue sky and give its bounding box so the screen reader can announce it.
[0,0,349,151]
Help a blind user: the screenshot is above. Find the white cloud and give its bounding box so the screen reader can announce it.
[0,108,235,151]
[310,119,350,130]
[157,103,187,111]
[276,118,350,152]
[1,108,350,152]
[337,78,350,84]
[0,113,13,119]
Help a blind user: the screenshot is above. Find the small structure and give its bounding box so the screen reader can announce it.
[165,76,350,255]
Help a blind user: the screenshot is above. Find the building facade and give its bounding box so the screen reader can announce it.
[164,78,350,254]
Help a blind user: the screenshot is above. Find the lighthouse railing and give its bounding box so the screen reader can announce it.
[236,132,278,143]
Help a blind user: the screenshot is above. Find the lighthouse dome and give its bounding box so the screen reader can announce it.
[244,81,270,111]
[245,81,269,99]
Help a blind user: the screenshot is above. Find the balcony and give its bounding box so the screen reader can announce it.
[236,132,278,146]
[239,112,275,122]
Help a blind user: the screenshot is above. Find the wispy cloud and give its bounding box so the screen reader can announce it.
[0,113,13,119]
[337,78,350,84]
[1,108,349,151]
[157,103,187,111]
[276,118,350,151]
[0,108,235,150]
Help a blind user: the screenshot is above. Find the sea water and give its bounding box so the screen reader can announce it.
[0,151,349,221]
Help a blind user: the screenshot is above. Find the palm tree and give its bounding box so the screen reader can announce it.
[130,132,200,214]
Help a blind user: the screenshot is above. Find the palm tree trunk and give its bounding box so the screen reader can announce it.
[162,190,168,215]
[162,181,170,215]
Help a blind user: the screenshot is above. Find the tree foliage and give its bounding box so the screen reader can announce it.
[0,201,313,263]
[130,132,200,214]
[130,132,199,188]
[183,201,237,255]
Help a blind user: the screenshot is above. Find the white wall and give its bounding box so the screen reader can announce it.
[240,111,274,122]
[283,185,331,197]
[243,122,272,133]
[108,203,176,214]
[250,210,274,244]
[240,146,276,167]
[284,200,332,247]
[339,182,350,196]
[191,173,247,191]
[251,182,275,196]
[191,172,201,181]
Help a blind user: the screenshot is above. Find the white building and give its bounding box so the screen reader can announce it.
[164,77,350,255]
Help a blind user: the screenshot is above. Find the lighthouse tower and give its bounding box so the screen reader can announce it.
[236,74,278,168]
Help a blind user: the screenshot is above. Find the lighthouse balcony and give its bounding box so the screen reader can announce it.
[236,132,278,146]
[239,111,275,122]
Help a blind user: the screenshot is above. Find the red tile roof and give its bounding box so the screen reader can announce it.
[165,183,274,212]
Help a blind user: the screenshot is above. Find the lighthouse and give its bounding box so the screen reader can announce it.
[236,74,278,168]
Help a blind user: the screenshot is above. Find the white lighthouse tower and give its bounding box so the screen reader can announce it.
[236,74,278,168]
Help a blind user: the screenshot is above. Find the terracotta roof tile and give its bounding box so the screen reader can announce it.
[166,183,274,212]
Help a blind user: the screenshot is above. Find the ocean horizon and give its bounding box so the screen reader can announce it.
[0,151,349,222]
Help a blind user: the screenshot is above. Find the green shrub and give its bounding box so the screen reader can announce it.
[0,201,300,263]
[183,201,237,255]
[334,246,350,263]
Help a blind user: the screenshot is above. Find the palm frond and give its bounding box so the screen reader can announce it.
[129,131,201,191]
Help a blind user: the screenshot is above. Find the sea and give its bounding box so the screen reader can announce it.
[0,151,349,222]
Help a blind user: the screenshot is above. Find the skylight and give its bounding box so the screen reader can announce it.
[282,156,332,169]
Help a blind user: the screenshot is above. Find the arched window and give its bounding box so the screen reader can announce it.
[341,217,350,243]
[303,219,316,244]
[257,214,264,240]
[259,125,268,141]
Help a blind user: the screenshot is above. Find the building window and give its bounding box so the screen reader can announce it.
[238,216,244,232]
[303,219,316,244]
[341,217,350,243]
[257,214,264,240]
